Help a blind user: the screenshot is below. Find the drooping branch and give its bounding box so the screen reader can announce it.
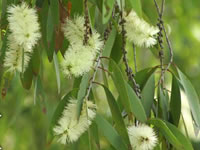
[133,44,138,73]
[153,0,173,85]
[119,7,141,98]
[83,0,91,45]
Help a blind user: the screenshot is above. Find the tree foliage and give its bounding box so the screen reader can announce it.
[0,0,200,149]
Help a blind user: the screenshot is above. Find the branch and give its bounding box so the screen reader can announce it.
[119,10,141,98]
[153,0,173,86]
[133,44,137,73]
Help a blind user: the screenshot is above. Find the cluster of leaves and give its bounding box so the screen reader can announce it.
[0,0,200,150]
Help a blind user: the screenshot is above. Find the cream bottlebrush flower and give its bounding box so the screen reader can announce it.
[128,124,158,150]
[62,16,85,45]
[61,16,103,77]
[53,99,97,144]
[124,11,159,48]
[61,45,94,77]
[4,34,31,73]
[7,2,41,51]
[62,15,103,53]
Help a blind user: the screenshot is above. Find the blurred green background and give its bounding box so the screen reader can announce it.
[0,0,200,149]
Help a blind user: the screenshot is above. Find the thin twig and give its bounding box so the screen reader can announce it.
[133,44,137,73]
[119,5,141,98]
[162,23,173,75]
[85,54,101,100]
[83,0,91,45]
[153,0,173,86]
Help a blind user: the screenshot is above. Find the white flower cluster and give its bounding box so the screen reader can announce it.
[124,11,159,48]
[53,99,97,144]
[61,16,103,77]
[128,124,158,150]
[4,3,41,73]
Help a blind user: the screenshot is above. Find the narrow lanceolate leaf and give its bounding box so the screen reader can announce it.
[101,85,131,147]
[110,33,123,64]
[32,45,41,76]
[135,67,157,90]
[1,0,13,29]
[20,61,33,90]
[102,27,117,57]
[102,0,115,24]
[33,77,38,105]
[76,73,90,119]
[110,59,132,114]
[71,0,83,16]
[165,121,194,150]
[48,89,78,141]
[50,0,60,27]
[101,64,109,87]
[141,74,155,117]
[147,119,183,149]
[169,75,181,126]
[0,31,8,64]
[60,37,69,57]
[40,0,49,56]
[53,52,61,94]
[158,86,168,120]
[90,122,100,150]
[126,0,142,17]
[177,67,200,127]
[126,83,147,122]
[46,8,55,61]
[95,114,128,150]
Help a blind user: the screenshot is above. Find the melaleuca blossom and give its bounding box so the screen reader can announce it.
[53,99,97,144]
[124,11,159,48]
[128,124,158,150]
[4,2,41,73]
[61,16,103,77]
[4,35,31,72]
[7,2,41,50]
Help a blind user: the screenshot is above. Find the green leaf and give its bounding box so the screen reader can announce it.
[165,121,194,150]
[135,67,157,90]
[60,38,69,57]
[48,89,78,141]
[46,8,55,61]
[110,59,132,113]
[32,45,41,76]
[102,27,117,57]
[1,0,13,28]
[141,74,155,117]
[20,62,33,90]
[110,33,123,64]
[126,83,147,122]
[71,0,83,16]
[39,0,49,60]
[102,0,115,24]
[148,118,183,149]
[95,114,128,150]
[126,0,142,17]
[101,64,109,87]
[76,73,90,119]
[0,31,8,64]
[53,52,61,94]
[169,75,181,126]
[90,122,100,149]
[89,4,96,28]
[33,76,38,105]
[177,67,200,127]
[50,0,60,27]
[158,86,168,120]
[101,85,131,147]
